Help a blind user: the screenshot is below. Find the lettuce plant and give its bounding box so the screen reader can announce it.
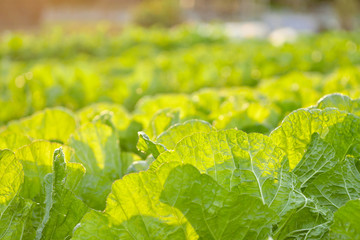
[0,94,359,239]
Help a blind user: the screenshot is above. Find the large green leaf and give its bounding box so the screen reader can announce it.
[156,119,214,149]
[15,141,77,200]
[74,161,279,239]
[14,141,86,238]
[73,161,196,239]
[0,129,31,150]
[278,132,360,238]
[6,108,76,144]
[0,197,35,239]
[70,121,122,175]
[270,108,360,169]
[0,150,34,239]
[316,93,360,116]
[161,164,278,240]
[133,94,196,128]
[137,119,213,158]
[0,150,23,211]
[77,102,131,131]
[71,210,120,240]
[330,199,360,239]
[144,108,180,140]
[270,134,338,239]
[35,148,88,240]
[304,157,360,212]
[154,130,305,216]
[155,129,284,191]
[69,121,128,210]
[292,133,338,188]
[213,102,280,134]
[273,202,331,240]
[319,96,360,157]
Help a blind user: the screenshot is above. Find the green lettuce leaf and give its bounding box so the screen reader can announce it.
[316,93,360,116]
[213,102,280,134]
[15,141,76,200]
[0,197,35,239]
[144,108,180,140]
[137,119,213,158]
[71,210,120,239]
[6,108,76,144]
[0,150,23,211]
[156,119,214,150]
[69,121,128,210]
[77,103,131,131]
[0,150,34,239]
[137,131,167,158]
[304,157,360,212]
[270,108,360,169]
[273,202,331,240]
[293,133,337,188]
[0,129,31,150]
[14,141,86,237]
[73,161,196,239]
[161,164,278,239]
[35,148,88,240]
[153,129,305,216]
[330,199,360,239]
[133,94,196,128]
[74,161,278,239]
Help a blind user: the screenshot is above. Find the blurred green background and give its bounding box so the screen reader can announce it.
[0,0,360,135]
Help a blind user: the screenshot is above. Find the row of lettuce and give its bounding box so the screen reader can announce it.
[2,66,360,132]
[0,93,360,239]
[1,26,360,123]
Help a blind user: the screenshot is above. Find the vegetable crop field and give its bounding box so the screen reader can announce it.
[1,25,360,239]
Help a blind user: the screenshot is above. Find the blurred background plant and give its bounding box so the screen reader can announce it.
[1,0,359,31]
[0,0,360,126]
[334,0,360,30]
[133,0,183,27]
